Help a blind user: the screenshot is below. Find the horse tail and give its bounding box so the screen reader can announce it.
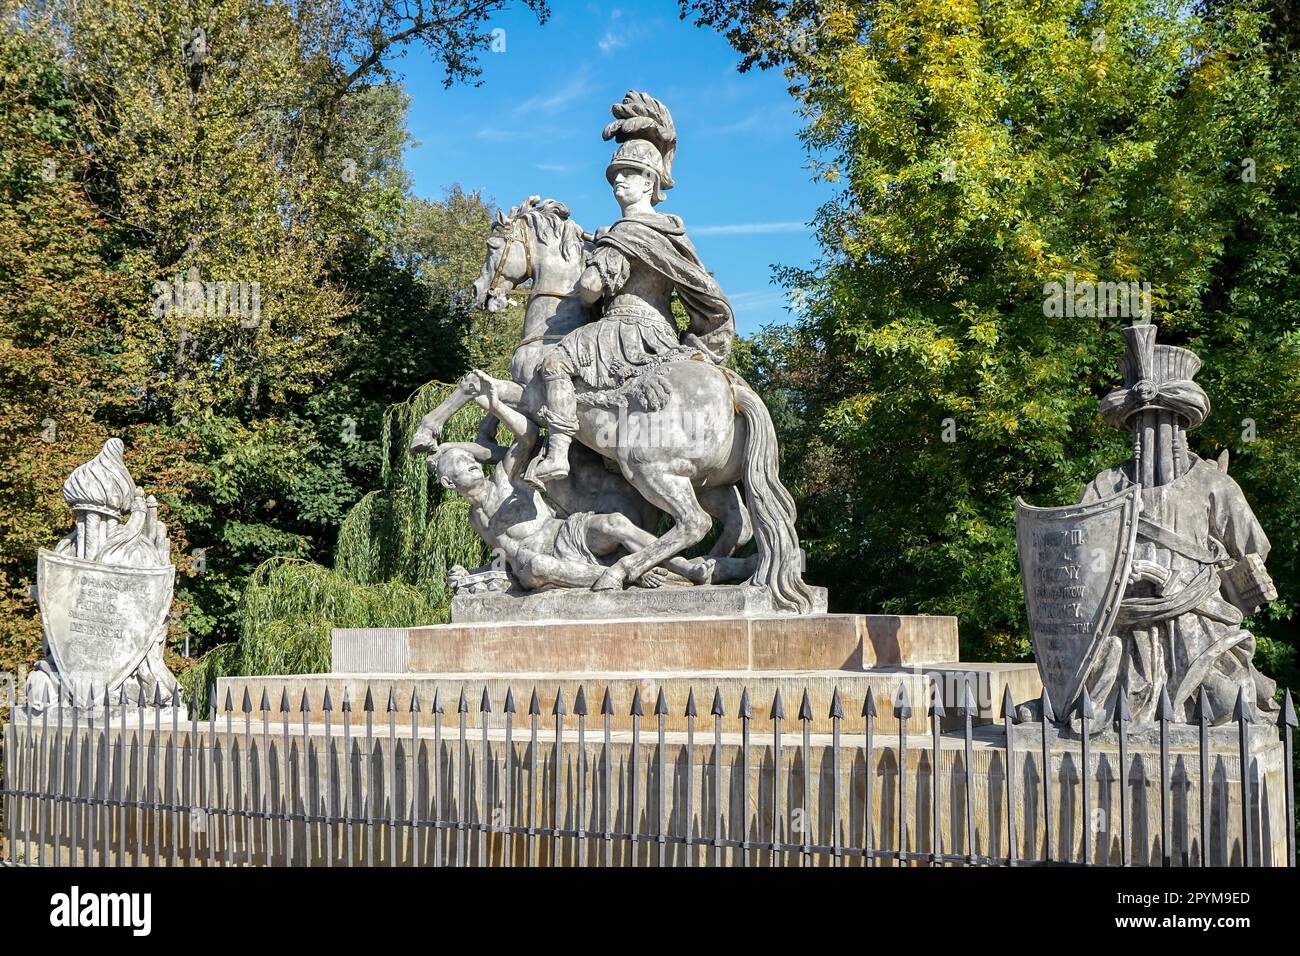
[729,372,814,613]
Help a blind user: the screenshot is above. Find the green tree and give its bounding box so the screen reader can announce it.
[687,0,1299,679]
[0,0,545,671]
[0,17,196,674]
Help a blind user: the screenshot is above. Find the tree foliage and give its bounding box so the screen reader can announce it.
[687,0,1299,681]
[0,0,532,675]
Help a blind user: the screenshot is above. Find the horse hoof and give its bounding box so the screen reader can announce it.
[592,567,625,591]
[686,558,716,586]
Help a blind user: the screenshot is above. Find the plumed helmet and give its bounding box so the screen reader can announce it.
[605,139,669,203]
[602,91,677,205]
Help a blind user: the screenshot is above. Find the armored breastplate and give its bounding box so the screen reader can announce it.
[605,259,674,326]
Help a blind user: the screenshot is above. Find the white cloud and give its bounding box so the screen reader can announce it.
[727,289,792,312]
[598,10,631,55]
[511,71,592,118]
[692,222,809,236]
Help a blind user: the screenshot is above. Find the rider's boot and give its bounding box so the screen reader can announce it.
[528,371,579,487]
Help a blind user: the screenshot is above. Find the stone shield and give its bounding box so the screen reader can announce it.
[37,548,174,694]
[1015,487,1140,711]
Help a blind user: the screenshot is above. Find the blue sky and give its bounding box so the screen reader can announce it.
[395,1,831,335]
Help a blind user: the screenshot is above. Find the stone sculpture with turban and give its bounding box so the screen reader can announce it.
[1078,322,1279,724]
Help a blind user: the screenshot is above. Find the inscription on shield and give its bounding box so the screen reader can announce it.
[37,548,175,693]
[1015,486,1140,710]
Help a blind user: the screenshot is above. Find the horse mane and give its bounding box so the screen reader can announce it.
[498,195,585,263]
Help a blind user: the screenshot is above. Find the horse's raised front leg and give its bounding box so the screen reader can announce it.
[593,469,713,591]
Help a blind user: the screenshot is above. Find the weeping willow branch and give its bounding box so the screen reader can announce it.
[184,380,488,697]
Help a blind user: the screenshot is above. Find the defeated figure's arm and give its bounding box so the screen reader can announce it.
[478,376,539,485]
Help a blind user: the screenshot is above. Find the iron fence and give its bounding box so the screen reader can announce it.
[0,674,1295,867]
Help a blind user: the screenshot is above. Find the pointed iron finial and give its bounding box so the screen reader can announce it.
[685,687,698,718]
[322,688,333,712]
[154,682,165,708]
[1280,689,1297,729]
[1039,685,1056,724]
[409,688,421,713]
[1231,684,1249,722]
[432,687,443,714]
[299,689,311,713]
[798,689,813,722]
[363,687,374,713]
[770,688,785,720]
[279,687,291,713]
[928,678,945,718]
[1001,685,1017,722]
[738,688,753,720]
[529,687,541,717]
[630,688,644,717]
[1076,689,1095,721]
[1157,684,1175,722]
[829,687,844,720]
[457,688,469,715]
[710,687,725,717]
[480,687,492,714]
[1194,686,1212,724]
[341,686,352,712]
[259,688,270,712]
[894,682,912,720]
[386,687,398,714]
[862,687,877,718]
[654,687,668,717]
[600,687,614,717]
[503,687,516,715]
[553,688,566,717]
[574,686,588,717]
[961,675,978,715]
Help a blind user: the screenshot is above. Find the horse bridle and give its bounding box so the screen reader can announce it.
[485,217,576,303]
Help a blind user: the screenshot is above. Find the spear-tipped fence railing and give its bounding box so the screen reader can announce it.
[0,676,1295,868]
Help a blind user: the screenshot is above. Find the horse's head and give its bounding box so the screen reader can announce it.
[472,196,586,312]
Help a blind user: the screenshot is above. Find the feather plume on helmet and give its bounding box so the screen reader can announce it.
[602,91,677,204]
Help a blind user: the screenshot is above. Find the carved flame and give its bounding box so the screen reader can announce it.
[61,438,135,518]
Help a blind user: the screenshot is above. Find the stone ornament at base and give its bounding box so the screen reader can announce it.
[23,439,185,717]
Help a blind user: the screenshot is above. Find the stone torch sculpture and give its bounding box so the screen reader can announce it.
[24,439,185,715]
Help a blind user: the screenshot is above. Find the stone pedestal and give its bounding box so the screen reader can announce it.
[332,612,960,674]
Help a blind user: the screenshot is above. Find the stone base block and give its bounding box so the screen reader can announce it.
[450,584,829,623]
[331,613,959,674]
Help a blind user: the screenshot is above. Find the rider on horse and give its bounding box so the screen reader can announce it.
[527,93,736,488]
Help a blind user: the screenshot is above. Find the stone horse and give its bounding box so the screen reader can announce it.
[412,197,811,612]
